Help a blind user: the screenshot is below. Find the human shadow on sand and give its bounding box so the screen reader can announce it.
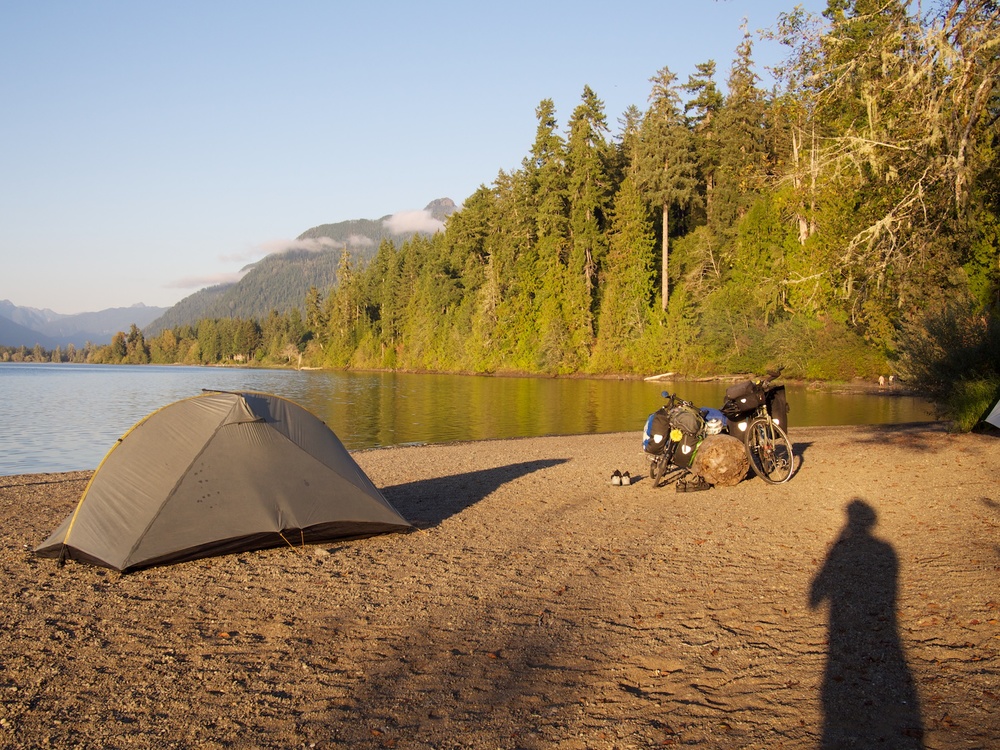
[381,458,568,527]
[809,498,924,748]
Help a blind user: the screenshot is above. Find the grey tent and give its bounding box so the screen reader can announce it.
[36,390,410,571]
[986,397,1000,430]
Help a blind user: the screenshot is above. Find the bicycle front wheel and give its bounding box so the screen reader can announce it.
[651,454,669,487]
[746,417,794,484]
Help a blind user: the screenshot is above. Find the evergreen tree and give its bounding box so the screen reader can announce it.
[591,177,657,370]
[635,67,699,309]
[125,323,150,364]
[527,98,574,372]
[305,286,326,332]
[367,239,404,366]
[110,331,127,362]
[232,318,262,362]
[448,185,502,368]
[321,248,365,366]
[565,85,614,360]
[477,170,541,371]
[610,104,643,187]
[197,320,220,363]
[682,60,724,225]
[712,27,769,242]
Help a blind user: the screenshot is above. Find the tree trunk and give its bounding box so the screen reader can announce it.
[661,202,669,311]
[692,434,749,486]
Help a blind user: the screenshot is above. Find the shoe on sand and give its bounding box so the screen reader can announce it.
[676,476,711,492]
[621,471,631,486]
[611,470,622,486]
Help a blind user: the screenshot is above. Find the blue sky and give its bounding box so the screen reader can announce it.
[1,0,826,315]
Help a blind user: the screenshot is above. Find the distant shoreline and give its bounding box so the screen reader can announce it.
[0,359,926,397]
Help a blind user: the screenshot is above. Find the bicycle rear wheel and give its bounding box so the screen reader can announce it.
[746,417,794,484]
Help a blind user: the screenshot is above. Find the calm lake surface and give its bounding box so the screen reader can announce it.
[0,363,935,476]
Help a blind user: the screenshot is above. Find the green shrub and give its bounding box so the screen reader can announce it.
[895,300,1000,431]
[947,377,1000,432]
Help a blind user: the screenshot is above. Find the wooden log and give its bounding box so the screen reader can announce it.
[692,434,749,487]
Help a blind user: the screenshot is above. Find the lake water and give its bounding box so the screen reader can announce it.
[0,363,936,476]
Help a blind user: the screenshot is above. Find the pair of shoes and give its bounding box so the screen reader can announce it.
[610,470,632,486]
[676,476,711,492]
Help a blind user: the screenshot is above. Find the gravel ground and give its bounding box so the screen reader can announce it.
[1,423,998,749]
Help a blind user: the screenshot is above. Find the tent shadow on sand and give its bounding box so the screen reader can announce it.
[379,458,569,528]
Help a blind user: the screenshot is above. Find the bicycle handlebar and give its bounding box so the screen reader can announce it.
[660,391,694,408]
[760,366,784,385]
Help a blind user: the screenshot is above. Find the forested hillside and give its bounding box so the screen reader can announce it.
[147,250,343,333]
[294,0,995,382]
[147,198,460,333]
[15,1,999,425]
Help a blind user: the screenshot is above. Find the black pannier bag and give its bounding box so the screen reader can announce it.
[666,404,705,469]
[722,380,765,420]
[766,385,789,431]
[643,407,672,455]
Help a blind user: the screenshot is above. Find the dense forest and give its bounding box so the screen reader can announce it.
[5,1,999,426]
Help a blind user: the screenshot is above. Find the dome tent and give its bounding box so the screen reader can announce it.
[35,390,411,572]
[986,396,1000,430]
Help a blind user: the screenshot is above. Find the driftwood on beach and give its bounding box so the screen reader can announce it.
[692,433,749,486]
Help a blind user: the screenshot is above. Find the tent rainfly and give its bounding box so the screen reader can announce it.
[35,390,411,572]
[986,397,1000,430]
[986,401,1000,427]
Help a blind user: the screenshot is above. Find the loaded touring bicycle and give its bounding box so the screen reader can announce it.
[643,369,795,488]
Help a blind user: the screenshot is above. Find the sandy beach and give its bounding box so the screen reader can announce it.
[1,424,998,749]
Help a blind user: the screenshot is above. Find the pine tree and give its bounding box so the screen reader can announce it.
[610,104,643,188]
[197,320,220,364]
[591,176,657,370]
[565,85,613,360]
[367,239,404,366]
[682,60,724,225]
[635,67,699,310]
[712,27,768,242]
[527,98,573,372]
[305,286,326,332]
[110,331,127,362]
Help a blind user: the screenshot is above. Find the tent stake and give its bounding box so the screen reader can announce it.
[278,531,301,553]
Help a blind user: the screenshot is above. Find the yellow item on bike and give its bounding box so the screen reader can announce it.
[669,428,683,442]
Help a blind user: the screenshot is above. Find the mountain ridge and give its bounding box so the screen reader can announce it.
[0,301,167,349]
[146,198,458,334]
[1,199,459,348]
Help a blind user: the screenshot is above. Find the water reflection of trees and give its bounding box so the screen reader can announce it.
[809,499,924,748]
